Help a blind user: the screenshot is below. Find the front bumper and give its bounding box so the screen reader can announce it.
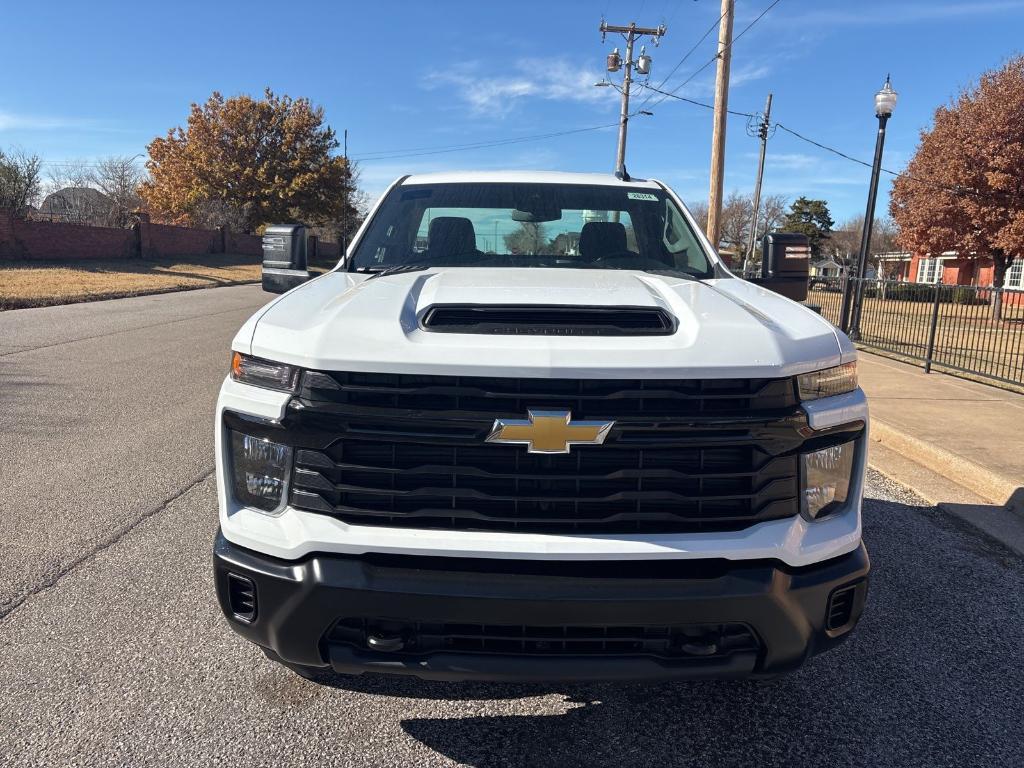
[214,531,869,682]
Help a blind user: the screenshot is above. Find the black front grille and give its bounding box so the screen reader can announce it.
[296,370,799,417]
[328,618,760,660]
[255,370,845,534]
[420,304,678,336]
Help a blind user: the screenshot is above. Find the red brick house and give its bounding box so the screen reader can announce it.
[876,250,1023,296]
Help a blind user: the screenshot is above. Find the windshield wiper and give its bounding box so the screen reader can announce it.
[361,264,432,280]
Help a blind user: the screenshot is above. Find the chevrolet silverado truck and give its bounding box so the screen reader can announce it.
[214,171,868,682]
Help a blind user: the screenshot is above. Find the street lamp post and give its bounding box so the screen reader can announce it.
[844,76,898,339]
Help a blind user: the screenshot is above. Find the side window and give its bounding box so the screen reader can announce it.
[662,200,689,263]
[659,200,709,271]
[663,201,684,250]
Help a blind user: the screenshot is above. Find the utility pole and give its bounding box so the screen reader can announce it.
[706,0,735,249]
[599,20,666,177]
[743,93,773,276]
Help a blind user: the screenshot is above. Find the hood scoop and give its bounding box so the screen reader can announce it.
[419,304,678,336]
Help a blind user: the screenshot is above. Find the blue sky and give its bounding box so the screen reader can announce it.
[3,0,1023,221]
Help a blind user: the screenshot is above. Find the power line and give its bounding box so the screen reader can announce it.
[773,122,1016,204]
[352,121,622,162]
[637,82,755,117]
[645,0,783,110]
[636,6,727,110]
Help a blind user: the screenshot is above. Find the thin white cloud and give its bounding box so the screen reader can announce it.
[422,59,608,118]
[802,0,1024,25]
[730,63,771,88]
[0,111,125,133]
[765,153,819,171]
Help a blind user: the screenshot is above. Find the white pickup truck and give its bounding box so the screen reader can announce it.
[214,171,868,683]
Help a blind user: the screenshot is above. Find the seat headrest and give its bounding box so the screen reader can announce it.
[579,221,627,260]
[427,217,477,256]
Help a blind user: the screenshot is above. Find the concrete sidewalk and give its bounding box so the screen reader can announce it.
[859,352,1024,553]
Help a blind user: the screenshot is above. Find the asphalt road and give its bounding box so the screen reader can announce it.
[2,286,1023,767]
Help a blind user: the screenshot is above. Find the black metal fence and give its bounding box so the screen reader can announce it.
[811,277,1024,389]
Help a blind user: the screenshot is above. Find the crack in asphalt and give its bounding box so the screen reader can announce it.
[0,467,215,622]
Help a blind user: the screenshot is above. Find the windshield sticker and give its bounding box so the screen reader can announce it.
[626,192,658,201]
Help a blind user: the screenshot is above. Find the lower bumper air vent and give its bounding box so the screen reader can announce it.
[826,582,866,632]
[420,304,678,336]
[227,573,257,623]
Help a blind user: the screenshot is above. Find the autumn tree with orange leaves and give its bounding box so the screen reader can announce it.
[890,57,1024,320]
[139,89,356,234]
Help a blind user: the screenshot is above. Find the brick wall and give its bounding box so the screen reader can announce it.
[0,214,134,259]
[318,239,342,261]
[225,230,263,257]
[0,212,330,262]
[139,221,218,258]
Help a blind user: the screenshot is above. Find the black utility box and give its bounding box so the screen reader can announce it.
[749,232,810,302]
[262,224,312,293]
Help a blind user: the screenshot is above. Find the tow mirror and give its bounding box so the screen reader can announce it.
[748,232,810,302]
[262,224,312,294]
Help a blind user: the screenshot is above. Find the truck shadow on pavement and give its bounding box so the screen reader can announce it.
[306,494,1024,767]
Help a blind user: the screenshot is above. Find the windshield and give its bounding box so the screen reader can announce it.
[348,182,715,278]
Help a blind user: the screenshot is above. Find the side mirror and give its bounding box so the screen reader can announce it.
[748,232,810,302]
[262,224,312,294]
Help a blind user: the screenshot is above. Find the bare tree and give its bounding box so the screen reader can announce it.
[92,156,144,227]
[42,160,110,224]
[832,215,901,270]
[504,222,546,255]
[687,200,710,236]
[0,148,43,214]
[758,193,789,236]
[191,199,249,231]
[719,190,754,253]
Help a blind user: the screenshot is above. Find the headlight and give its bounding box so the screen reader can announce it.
[797,362,857,401]
[231,352,300,392]
[229,430,292,513]
[801,441,856,520]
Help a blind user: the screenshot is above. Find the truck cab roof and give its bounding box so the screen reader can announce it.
[400,170,661,189]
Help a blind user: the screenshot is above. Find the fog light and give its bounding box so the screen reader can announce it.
[801,441,856,520]
[230,431,292,513]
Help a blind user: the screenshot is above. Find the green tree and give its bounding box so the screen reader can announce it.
[140,88,357,233]
[781,197,834,258]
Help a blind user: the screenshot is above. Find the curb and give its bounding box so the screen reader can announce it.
[869,419,1018,508]
[868,419,1024,557]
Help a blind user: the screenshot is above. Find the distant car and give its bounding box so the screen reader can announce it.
[810,274,844,291]
[214,171,869,683]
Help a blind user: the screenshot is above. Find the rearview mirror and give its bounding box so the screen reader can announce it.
[511,207,561,223]
[262,224,312,294]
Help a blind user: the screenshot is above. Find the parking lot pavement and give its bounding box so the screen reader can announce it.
[0,285,269,616]
[1,470,1021,768]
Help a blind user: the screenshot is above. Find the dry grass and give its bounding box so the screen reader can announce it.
[0,254,261,310]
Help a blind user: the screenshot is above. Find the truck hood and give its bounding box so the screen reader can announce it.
[240,268,847,378]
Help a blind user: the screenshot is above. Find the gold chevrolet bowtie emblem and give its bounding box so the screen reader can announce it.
[486,410,614,454]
